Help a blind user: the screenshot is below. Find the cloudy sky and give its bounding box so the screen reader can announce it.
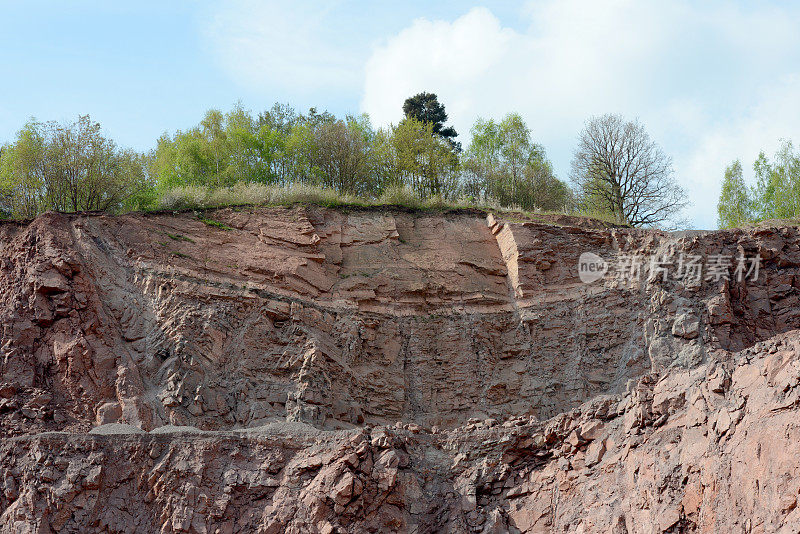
[3,0,800,228]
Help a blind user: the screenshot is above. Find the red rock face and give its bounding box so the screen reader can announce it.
[1,208,800,532]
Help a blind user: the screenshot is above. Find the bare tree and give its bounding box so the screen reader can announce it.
[571,114,687,227]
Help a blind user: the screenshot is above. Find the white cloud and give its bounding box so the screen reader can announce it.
[360,1,680,135]
[361,8,516,128]
[360,1,800,228]
[205,1,800,228]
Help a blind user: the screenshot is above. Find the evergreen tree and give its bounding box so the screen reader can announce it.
[402,92,459,149]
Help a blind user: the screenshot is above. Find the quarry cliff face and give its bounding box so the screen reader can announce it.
[2,207,800,533]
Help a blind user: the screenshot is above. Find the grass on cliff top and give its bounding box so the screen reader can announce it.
[154,182,487,212]
[151,183,621,228]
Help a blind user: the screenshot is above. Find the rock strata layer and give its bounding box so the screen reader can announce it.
[2,207,800,532]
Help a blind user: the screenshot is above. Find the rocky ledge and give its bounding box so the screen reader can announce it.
[1,207,800,532]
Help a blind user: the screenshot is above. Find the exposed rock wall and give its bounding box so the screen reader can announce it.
[2,207,800,532]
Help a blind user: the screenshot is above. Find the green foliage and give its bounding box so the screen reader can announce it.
[463,113,571,211]
[378,184,423,208]
[197,214,233,231]
[402,92,458,145]
[308,115,375,195]
[390,118,460,199]
[716,141,800,228]
[717,160,753,228]
[165,232,195,243]
[152,105,265,188]
[152,104,390,199]
[1,101,590,223]
[0,116,150,218]
[751,141,800,220]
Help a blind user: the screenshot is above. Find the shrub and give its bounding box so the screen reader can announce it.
[378,184,422,208]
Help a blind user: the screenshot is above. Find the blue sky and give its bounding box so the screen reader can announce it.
[2,0,800,228]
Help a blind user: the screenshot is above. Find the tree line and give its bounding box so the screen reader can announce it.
[0,116,150,218]
[1,92,688,227]
[717,140,800,228]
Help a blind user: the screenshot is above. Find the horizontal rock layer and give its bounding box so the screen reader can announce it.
[2,207,800,532]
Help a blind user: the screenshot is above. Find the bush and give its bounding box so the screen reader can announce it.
[269,183,361,207]
[377,184,422,208]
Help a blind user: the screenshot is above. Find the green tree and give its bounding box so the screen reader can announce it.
[464,113,570,210]
[153,104,272,189]
[391,118,459,198]
[402,92,458,148]
[257,103,299,136]
[302,107,336,128]
[255,103,299,184]
[284,122,321,184]
[152,116,221,188]
[369,127,401,194]
[523,161,572,212]
[312,115,376,196]
[199,109,228,185]
[0,121,46,218]
[224,105,270,184]
[0,116,148,217]
[750,141,800,220]
[717,160,752,227]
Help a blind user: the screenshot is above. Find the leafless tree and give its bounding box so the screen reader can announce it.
[570,114,687,227]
